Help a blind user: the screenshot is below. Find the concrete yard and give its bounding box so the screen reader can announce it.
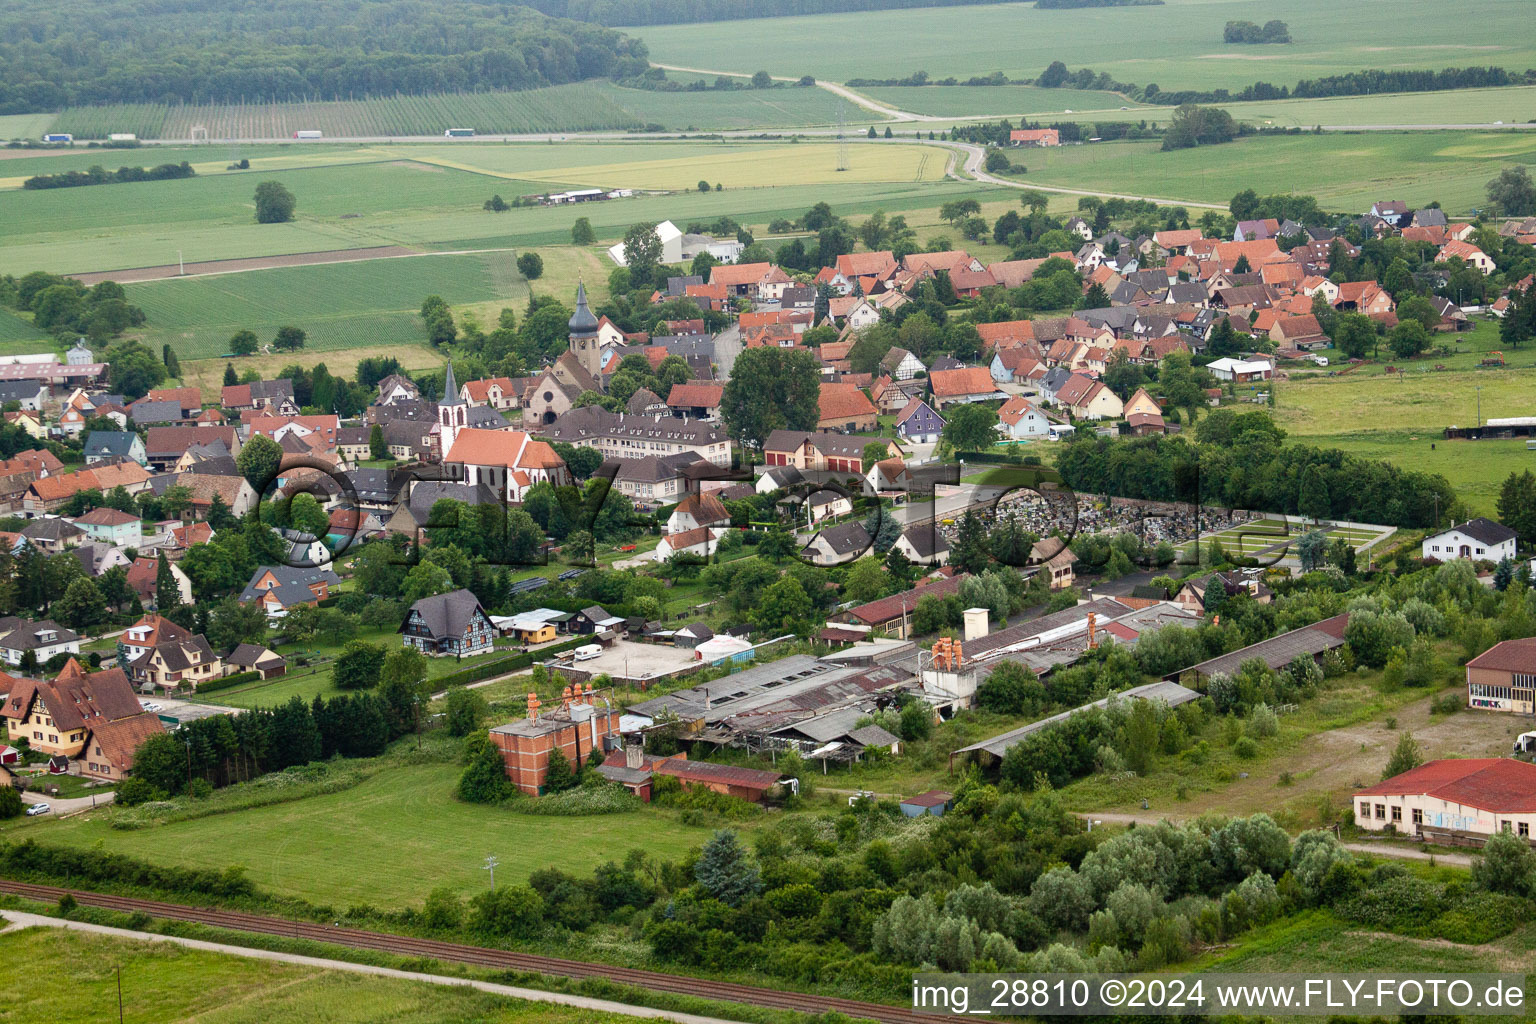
[550,639,701,687]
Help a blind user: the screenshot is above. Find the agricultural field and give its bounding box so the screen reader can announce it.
[0,113,56,140]
[1214,85,1536,128]
[45,81,862,143]
[27,762,724,907]
[126,250,525,360]
[1010,131,1536,213]
[635,0,1536,94]
[1,927,647,1024]
[0,308,49,345]
[857,84,1144,118]
[0,144,386,190]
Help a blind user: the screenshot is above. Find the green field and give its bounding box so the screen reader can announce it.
[0,113,56,140]
[859,84,1143,117]
[1213,85,1536,128]
[1,927,645,1024]
[1013,131,1536,213]
[47,81,862,141]
[636,0,1536,93]
[0,140,971,275]
[126,250,525,360]
[26,762,720,907]
[0,308,48,344]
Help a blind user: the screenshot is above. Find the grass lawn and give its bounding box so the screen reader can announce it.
[0,926,648,1024]
[1202,910,1533,974]
[1013,131,1536,214]
[20,772,114,799]
[25,762,724,907]
[1271,339,1536,515]
[635,0,1536,94]
[210,626,521,710]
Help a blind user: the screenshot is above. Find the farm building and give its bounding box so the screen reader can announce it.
[1354,758,1536,844]
[1465,637,1536,715]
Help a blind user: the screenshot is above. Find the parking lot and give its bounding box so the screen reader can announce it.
[549,639,700,687]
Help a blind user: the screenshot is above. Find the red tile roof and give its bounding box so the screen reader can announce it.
[1466,637,1536,674]
[709,262,773,287]
[840,573,969,626]
[666,382,724,409]
[928,366,996,398]
[818,383,876,421]
[1354,758,1536,813]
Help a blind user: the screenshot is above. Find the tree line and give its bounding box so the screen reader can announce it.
[0,0,648,114]
[1222,19,1290,43]
[22,161,194,190]
[0,271,146,344]
[521,0,1022,27]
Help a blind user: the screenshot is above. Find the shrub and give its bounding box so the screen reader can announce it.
[0,786,21,819]
[1233,737,1258,759]
[422,886,465,930]
[114,776,165,807]
[470,884,544,936]
[519,783,640,816]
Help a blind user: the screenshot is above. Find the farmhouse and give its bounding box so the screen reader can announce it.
[1009,129,1060,147]
[2,660,164,779]
[1422,518,1517,564]
[401,589,495,657]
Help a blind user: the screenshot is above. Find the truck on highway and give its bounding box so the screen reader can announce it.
[108,133,137,142]
[42,133,73,143]
[293,130,323,139]
[444,128,475,138]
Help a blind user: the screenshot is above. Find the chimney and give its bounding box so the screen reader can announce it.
[625,734,643,770]
[526,691,540,721]
[1087,613,1097,649]
[963,607,989,642]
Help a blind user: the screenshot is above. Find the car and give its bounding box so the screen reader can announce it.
[141,702,161,712]
[26,802,50,816]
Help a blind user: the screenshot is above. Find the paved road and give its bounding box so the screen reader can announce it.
[0,911,745,1024]
[1079,812,1474,867]
[712,322,743,379]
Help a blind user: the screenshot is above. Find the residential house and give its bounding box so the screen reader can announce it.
[865,458,910,493]
[1437,240,1497,276]
[801,520,871,566]
[1,660,163,779]
[1334,281,1394,315]
[125,555,192,607]
[1031,538,1078,589]
[461,376,528,413]
[893,527,949,567]
[71,507,141,547]
[82,431,146,466]
[761,431,904,474]
[221,379,297,414]
[880,347,925,381]
[0,381,47,411]
[0,617,80,666]
[73,541,133,578]
[1123,388,1161,419]
[19,518,85,553]
[1009,128,1060,147]
[817,383,878,433]
[653,526,722,562]
[666,492,731,535]
[376,374,421,406]
[895,397,945,444]
[126,632,224,693]
[1174,570,1275,614]
[996,395,1050,439]
[665,382,724,421]
[928,367,1005,409]
[23,463,152,516]
[401,589,495,656]
[1422,518,1518,563]
[144,426,241,471]
[150,473,259,520]
[1054,374,1124,421]
[612,452,709,510]
[240,565,343,618]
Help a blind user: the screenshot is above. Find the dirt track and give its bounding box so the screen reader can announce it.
[68,245,419,285]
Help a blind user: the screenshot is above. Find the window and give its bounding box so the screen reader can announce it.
[1412,808,1422,826]
[1502,821,1512,832]
[1391,806,1402,822]
[1520,823,1530,838]
[1374,804,1386,820]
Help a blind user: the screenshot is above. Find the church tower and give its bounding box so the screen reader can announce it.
[567,281,603,381]
[438,360,467,462]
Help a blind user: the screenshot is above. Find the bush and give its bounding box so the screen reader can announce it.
[470,884,544,936]
[1233,737,1259,759]
[0,786,21,819]
[114,776,165,807]
[193,670,261,694]
[519,783,640,816]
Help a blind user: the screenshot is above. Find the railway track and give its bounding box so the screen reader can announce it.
[0,879,931,1024]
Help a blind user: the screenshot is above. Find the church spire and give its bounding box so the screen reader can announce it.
[440,360,464,406]
[568,279,598,335]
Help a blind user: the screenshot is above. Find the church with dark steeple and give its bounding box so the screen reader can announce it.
[566,281,603,380]
[523,283,605,426]
[436,359,467,461]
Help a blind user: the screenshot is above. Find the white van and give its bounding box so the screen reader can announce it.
[573,644,603,662]
[1309,354,1329,367]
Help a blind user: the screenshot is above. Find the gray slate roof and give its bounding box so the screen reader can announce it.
[404,588,488,640]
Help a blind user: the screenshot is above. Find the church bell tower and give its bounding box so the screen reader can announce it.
[567,281,602,380]
[438,360,467,462]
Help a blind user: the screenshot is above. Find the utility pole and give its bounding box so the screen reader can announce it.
[178,250,184,276]
[117,967,124,1024]
[483,854,499,890]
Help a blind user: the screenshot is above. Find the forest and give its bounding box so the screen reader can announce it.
[522,0,1020,28]
[0,0,648,113]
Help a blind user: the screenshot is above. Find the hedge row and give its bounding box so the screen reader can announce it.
[192,670,263,694]
[434,637,585,689]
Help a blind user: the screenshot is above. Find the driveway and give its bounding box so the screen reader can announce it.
[20,787,115,817]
